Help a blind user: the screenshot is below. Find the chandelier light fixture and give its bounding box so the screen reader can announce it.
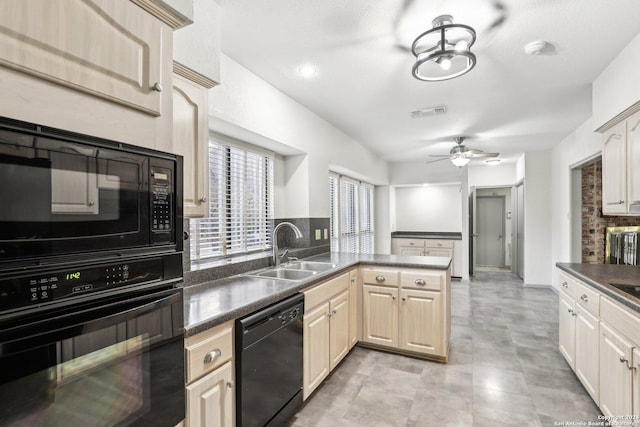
[411,15,477,82]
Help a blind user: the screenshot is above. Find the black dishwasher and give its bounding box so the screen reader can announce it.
[236,293,304,427]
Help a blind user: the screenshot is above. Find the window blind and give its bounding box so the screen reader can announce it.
[329,173,375,254]
[190,140,274,262]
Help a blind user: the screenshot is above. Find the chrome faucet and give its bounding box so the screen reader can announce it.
[273,222,303,267]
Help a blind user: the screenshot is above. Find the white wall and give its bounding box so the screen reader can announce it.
[468,163,517,188]
[375,186,392,254]
[395,185,462,232]
[550,118,602,291]
[523,151,553,287]
[209,54,389,218]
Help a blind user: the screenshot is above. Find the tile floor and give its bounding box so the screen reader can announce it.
[289,271,603,427]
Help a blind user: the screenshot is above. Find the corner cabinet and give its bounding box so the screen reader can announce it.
[185,320,235,427]
[302,271,352,400]
[360,266,450,361]
[0,0,164,116]
[602,110,640,215]
[172,71,210,218]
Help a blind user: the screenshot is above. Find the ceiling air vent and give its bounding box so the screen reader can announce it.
[409,105,447,118]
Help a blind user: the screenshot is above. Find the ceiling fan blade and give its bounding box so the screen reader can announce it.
[428,154,451,158]
[469,152,500,158]
[425,157,450,164]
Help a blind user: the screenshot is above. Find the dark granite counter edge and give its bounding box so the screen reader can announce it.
[556,263,640,314]
[184,256,452,336]
[391,231,462,240]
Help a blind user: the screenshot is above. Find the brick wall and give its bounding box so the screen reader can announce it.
[581,160,639,263]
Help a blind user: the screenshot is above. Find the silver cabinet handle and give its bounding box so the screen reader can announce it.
[580,294,588,302]
[568,308,576,317]
[409,242,414,245]
[562,282,568,288]
[151,82,163,92]
[327,312,332,318]
[392,295,396,300]
[415,279,426,286]
[620,356,636,370]
[607,200,624,205]
[204,349,222,364]
[402,297,406,302]
[437,243,442,247]
[375,275,385,282]
[332,309,337,314]
[199,196,207,203]
[226,382,233,389]
[88,201,95,206]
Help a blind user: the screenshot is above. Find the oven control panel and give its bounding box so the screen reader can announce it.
[0,258,163,312]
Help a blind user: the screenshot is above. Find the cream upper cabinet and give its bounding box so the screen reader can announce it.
[602,120,627,214]
[172,72,209,217]
[627,111,640,210]
[0,0,165,116]
[599,322,633,418]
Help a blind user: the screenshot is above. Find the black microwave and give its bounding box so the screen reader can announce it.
[0,117,183,273]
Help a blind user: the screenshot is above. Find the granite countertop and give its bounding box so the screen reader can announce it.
[391,231,463,240]
[556,263,640,313]
[183,252,451,336]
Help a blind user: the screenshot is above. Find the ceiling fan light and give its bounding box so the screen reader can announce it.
[411,15,476,82]
[451,156,471,167]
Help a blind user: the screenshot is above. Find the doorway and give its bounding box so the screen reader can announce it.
[515,181,525,279]
[476,196,505,267]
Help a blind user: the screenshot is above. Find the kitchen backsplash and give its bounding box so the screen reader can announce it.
[582,160,638,263]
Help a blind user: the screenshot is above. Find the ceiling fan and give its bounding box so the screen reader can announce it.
[426,137,499,167]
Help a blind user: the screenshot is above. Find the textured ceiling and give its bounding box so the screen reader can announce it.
[218,0,640,164]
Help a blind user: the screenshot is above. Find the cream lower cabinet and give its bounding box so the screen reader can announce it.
[574,304,599,404]
[599,321,633,417]
[303,272,351,400]
[361,266,450,360]
[348,269,359,349]
[185,320,234,427]
[391,238,461,277]
[172,71,209,218]
[558,290,576,369]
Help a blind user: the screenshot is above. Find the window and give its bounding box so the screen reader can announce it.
[190,138,274,263]
[329,173,375,253]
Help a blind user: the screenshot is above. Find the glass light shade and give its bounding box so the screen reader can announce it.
[411,15,476,82]
[451,156,471,167]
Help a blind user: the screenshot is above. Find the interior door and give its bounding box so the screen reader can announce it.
[476,196,505,267]
[516,182,525,279]
[469,186,477,276]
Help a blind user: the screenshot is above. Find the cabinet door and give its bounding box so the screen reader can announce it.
[400,247,424,256]
[627,111,640,210]
[50,151,99,214]
[602,121,627,214]
[329,290,350,370]
[575,305,600,404]
[558,292,576,370]
[186,360,233,427]
[348,270,358,349]
[633,347,640,416]
[172,73,209,217]
[362,285,398,348]
[303,303,330,400]
[600,322,633,417]
[425,248,453,258]
[399,288,442,356]
[0,0,163,115]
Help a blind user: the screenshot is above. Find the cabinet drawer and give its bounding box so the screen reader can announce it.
[424,239,454,249]
[574,280,600,316]
[304,272,349,312]
[361,267,399,287]
[601,297,640,345]
[395,238,425,248]
[185,321,233,384]
[558,271,576,299]
[400,271,444,291]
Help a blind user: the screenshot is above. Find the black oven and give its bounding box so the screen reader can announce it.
[0,117,186,426]
[0,116,183,272]
[0,268,185,427]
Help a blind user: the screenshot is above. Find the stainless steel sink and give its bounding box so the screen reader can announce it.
[283,261,337,272]
[247,268,318,281]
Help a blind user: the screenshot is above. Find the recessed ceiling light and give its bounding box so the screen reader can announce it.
[485,159,501,166]
[297,64,317,78]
